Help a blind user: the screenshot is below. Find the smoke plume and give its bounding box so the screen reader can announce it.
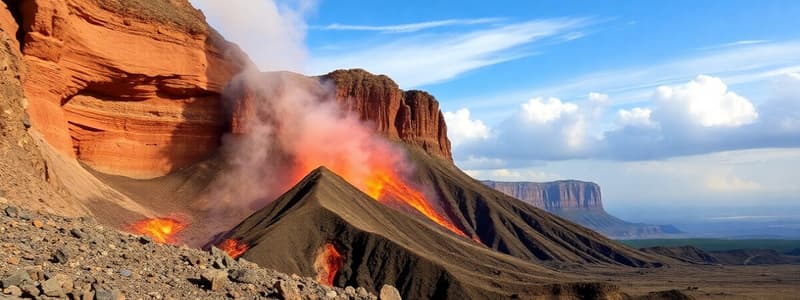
[207,71,415,212]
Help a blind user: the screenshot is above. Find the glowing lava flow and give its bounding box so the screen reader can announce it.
[128,217,187,244]
[315,243,343,286]
[364,171,469,238]
[219,238,249,259]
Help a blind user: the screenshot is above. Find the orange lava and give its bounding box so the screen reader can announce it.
[316,243,343,286]
[364,170,468,238]
[128,217,187,244]
[219,238,249,259]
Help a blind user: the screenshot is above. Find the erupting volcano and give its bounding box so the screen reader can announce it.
[314,243,343,286]
[292,161,468,239]
[219,238,249,259]
[128,217,187,244]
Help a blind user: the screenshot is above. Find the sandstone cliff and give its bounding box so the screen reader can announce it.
[483,180,681,238]
[321,69,452,160]
[12,0,253,179]
[483,180,602,210]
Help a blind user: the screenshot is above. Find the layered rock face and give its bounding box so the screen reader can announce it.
[321,69,452,160]
[483,180,602,210]
[483,180,681,238]
[16,0,252,178]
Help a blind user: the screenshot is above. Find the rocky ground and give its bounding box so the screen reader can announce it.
[0,199,393,300]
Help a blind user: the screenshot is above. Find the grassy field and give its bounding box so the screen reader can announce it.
[618,238,800,253]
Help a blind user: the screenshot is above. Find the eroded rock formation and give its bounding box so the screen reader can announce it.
[483,180,682,238]
[483,180,602,210]
[17,0,252,178]
[322,69,452,160]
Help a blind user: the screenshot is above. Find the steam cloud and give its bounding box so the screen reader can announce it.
[189,0,313,71]
[208,71,414,212]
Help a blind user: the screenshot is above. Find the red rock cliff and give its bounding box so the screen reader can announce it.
[482,180,603,210]
[15,0,252,178]
[321,69,453,161]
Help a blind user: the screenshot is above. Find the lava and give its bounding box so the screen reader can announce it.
[364,170,469,238]
[314,243,343,286]
[219,238,249,259]
[128,217,187,244]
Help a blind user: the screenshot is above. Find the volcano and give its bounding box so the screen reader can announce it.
[221,166,630,299]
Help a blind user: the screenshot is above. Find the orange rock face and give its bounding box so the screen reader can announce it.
[322,69,452,160]
[18,0,252,178]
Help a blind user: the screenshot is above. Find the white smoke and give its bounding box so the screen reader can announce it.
[189,0,313,72]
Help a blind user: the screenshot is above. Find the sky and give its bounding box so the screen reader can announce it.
[191,0,800,218]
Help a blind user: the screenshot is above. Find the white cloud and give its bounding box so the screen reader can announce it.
[190,0,312,72]
[314,18,502,33]
[443,108,490,146]
[520,97,579,123]
[311,18,593,87]
[705,174,762,192]
[617,107,655,127]
[654,75,757,127]
[455,75,800,162]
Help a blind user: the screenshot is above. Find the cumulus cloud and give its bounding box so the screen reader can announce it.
[443,108,489,146]
[453,75,800,164]
[617,107,655,128]
[520,97,579,123]
[654,75,757,127]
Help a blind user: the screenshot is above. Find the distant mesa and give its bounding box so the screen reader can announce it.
[483,180,682,238]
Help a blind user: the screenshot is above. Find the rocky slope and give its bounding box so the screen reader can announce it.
[0,2,77,217]
[221,167,632,300]
[0,201,379,300]
[483,180,681,238]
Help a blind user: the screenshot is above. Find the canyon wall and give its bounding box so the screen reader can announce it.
[483,180,602,210]
[322,69,452,161]
[14,0,252,178]
[483,180,680,238]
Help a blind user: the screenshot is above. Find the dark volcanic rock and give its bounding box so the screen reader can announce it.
[223,166,650,299]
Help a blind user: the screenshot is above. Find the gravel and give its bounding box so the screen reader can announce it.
[0,204,380,299]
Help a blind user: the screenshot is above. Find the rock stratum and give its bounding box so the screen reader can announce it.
[321,69,452,161]
[11,0,253,179]
[483,180,603,210]
[483,180,681,238]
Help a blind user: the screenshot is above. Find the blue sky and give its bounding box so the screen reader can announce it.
[192,0,800,218]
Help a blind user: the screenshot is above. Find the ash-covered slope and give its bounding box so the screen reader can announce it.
[406,149,664,267]
[483,180,681,238]
[223,167,628,300]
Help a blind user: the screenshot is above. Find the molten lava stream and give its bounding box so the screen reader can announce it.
[128,217,187,244]
[315,243,343,286]
[365,171,469,238]
[219,238,249,259]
